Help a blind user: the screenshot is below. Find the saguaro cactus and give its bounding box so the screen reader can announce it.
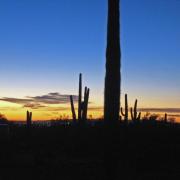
[120,94,128,123]
[70,74,90,125]
[130,99,141,122]
[104,0,121,124]
[26,111,32,128]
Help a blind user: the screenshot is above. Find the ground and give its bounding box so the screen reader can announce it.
[0,122,179,180]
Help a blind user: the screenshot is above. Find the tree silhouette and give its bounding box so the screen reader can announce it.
[104,0,121,124]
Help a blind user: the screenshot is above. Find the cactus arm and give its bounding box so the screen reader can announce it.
[78,73,82,122]
[131,99,141,122]
[84,86,87,101]
[121,107,125,116]
[134,99,138,119]
[164,113,167,122]
[137,112,141,120]
[125,94,128,122]
[120,107,125,116]
[81,86,88,120]
[130,107,134,120]
[121,94,129,122]
[27,111,29,127]
[30,112,32,120]
[70,95,76,122]
[30,112,32,127]
[84,88,90,120]
[27,111,29,122]
[82,88,90,122]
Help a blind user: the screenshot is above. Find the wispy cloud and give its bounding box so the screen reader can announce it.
[0,92,78,109]
[139,108,180,113]
[0,97,31,104]
[1,93,180,116]
[23,103,47,109]
[0,107,22,111]
[167,114,180,118]
[73,106,180,114]
[41,107,69,111]
[27,93,78,104]
[88,106,103,111]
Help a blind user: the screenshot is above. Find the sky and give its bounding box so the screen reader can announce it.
[0,0,180,121]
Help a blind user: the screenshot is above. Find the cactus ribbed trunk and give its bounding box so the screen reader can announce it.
[104,0,121,124]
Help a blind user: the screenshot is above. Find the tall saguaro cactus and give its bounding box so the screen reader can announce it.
[104,0,121,124]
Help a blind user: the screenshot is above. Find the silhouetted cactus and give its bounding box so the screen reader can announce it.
[82,87,90,122]
[78,73,82,123]
[164,113,167,123]
[120,94,128,123]
[70,95,76,123]
[26,111,32,128]
[130,99,141,122]
[104,0,121,124]
[70,74,90,125]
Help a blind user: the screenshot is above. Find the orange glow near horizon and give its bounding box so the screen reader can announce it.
[0,109,103,121]
[0,98,180,122]
[0,100,103,121]
[1,107,180,123]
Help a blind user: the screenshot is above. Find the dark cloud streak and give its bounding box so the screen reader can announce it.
[0,97,31,104]
[139,108,180,113]
[0,93,78,109]
[27,93,78,104]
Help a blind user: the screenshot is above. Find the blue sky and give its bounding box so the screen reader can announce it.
[0,0,180,119]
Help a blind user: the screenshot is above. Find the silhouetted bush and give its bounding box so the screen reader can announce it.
[0,113,8,124]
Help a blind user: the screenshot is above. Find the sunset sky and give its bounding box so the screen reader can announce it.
[0,0,180,121]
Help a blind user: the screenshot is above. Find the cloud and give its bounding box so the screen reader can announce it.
[88,106,103,111]
[23,103,47,109]
[43,107,69,111]
[0,97,31,104]
[86,107,180,113]
[139,108,180,113]
[0,92,78,109]
[0,107,22,111]
[168,114,180,118]
[27,93,78,104]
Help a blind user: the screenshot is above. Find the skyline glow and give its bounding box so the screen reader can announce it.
[0,0,180,121]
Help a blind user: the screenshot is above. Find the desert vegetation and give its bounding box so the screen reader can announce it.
[0,0,179,179]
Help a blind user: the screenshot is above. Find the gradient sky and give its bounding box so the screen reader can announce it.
[0,0,180,120]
